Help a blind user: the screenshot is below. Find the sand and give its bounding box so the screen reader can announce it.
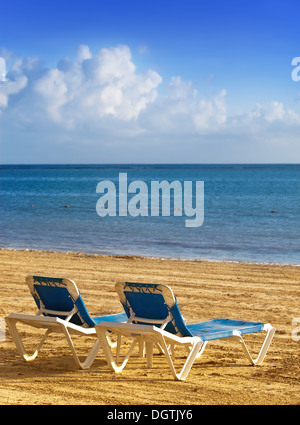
[0,248,299,405]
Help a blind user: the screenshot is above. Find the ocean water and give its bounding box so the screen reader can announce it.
[0,164,299,265]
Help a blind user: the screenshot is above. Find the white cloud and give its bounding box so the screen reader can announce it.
[0,74,28,110]
[142,76,228,135]
[263,101,285,122]
[76,44,92,62]
[35,69,69,123]
[166,76,198,113]
[0,54,43,114]
[193,89,227,133]
[247,100,300,126]
[94,45,136,85]
[33,44,162,125]
[10,56,40,74]
[1,43,300,163]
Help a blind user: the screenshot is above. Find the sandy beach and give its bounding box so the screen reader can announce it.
[0,248,299,405]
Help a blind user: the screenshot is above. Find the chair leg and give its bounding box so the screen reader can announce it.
[5,317,51,362]
[6,317,102,369]
[96,327,139,373]
[154,342,165,354]
[232,325,276,365]
[116,334,122,363]
[145,341,153,368]
[106,333,119,349]
[159,336,205,381]
[139,337,145,357]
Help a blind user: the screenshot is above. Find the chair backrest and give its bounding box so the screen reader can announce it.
[26,275,95,328]
[115,282,192,337]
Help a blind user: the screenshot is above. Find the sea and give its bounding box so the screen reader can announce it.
[0,164,299,265]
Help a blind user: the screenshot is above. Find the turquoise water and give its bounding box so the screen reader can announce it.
[0,164,299,264]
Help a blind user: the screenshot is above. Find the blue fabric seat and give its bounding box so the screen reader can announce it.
[30,276,127,327]
[117,282,265,341]
[186,318,265,341]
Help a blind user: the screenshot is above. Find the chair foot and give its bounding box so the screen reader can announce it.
[5,317,51,362]
[232,325,276,365]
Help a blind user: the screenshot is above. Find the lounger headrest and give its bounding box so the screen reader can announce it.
[26,275,80,303]
[115,282,176,310]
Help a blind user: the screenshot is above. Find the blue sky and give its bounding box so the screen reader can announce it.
[0,0,300,163]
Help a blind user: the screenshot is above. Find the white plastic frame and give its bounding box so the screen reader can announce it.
[95,320,275,381]
[5,312,116,369]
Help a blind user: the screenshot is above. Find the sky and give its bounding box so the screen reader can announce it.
[0,0,300,164]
